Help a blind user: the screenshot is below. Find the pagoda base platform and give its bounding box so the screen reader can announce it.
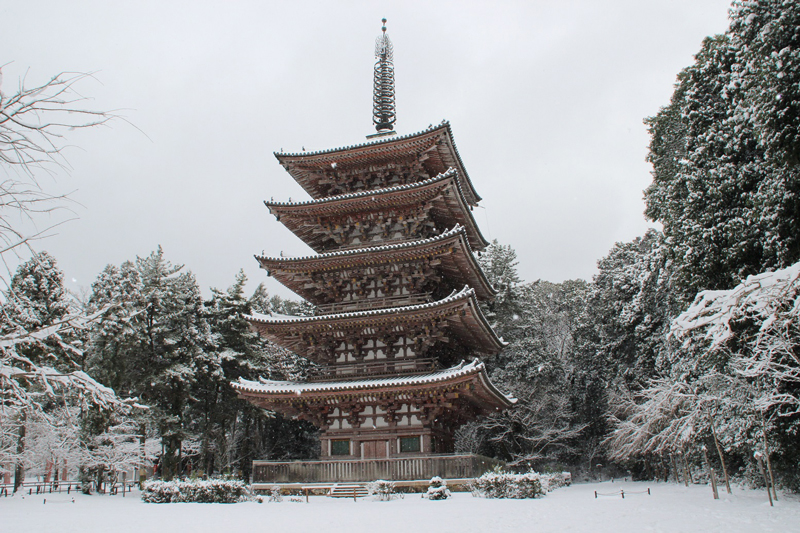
[251,453,503,484]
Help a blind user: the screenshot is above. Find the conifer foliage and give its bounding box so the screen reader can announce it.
[1,252,133,491]
[460,241,590,468]
[85,250,315,481]
[607,0,800,490]
[87,247,211,480]
[645,0,800,297]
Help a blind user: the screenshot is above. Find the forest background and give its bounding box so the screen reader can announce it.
[2,0,799,493]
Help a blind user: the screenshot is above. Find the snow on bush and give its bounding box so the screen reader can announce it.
[424,476,451,500]
[470,470,546,499]
[141,479,259,503]
[268,485,283,502]
[539,472,570,491]
[367,479,397,501]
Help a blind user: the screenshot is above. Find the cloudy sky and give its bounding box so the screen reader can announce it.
[2,1,733,299]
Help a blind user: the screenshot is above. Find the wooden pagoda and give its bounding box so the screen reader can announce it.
[233,22,513,484]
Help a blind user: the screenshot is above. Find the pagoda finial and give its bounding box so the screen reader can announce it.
[372,18,396,133]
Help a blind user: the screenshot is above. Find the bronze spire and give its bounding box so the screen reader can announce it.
[372,18,396,133]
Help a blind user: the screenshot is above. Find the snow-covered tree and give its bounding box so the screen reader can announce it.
[462,278,589,468]
[0,69,137,489]
[86,261,146,394]
[1,254,133,490]
[86,247,212,481]
[644,0,800,297]
[204,275,317,478]
[621,0,800,487]
[1,252,76,367]
[607,260,800,488]
[674,261,800,487]
[673,261,800,415]
[85,263,316,481]
[478,240,523,337]
[554,231,680,473]
[577,230,680,389]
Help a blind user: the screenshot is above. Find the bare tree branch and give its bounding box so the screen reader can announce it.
[0,68,116,285]
[0,70,112,176]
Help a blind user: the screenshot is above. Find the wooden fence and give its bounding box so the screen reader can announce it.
[0,480,137,497]
[252,454,503,484]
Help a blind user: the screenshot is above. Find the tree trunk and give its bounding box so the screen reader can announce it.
[13,411,26,493]
[139,422,147,488]
[755,453,773,507]
[201,409,210,477]
[709,420,731,494]
[671,454,682,484]
[96,468,105,494]
[701,446,719,500]
[681,447,692,485]
[761,414,778,501]
[161,434,181,481]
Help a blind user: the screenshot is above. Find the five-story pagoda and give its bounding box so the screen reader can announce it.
[233,21,513,483]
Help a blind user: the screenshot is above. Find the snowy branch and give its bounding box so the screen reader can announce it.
[0,70,112,175]
[671,261,800,415]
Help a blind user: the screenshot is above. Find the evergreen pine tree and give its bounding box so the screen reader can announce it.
[87,246,212,480]
[2,252,74,368]
[645,0,800,296]
[477,239,523,339]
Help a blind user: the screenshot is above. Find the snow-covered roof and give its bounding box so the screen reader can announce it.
[276,121,445,159]
[263,167,489,252]
[246,285,506,360]
[274,121,480,206]
[265,168,460,208]
[256,224,468,264]
[246,285,475,325]
[256,225,496,303]
[233,359,516,405]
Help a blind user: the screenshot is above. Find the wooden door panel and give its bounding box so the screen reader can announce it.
[363,440,388,459]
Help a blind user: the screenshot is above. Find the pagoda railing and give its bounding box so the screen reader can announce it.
[251,454,504,484]
[314,293,431,315]
[306,358,438,382]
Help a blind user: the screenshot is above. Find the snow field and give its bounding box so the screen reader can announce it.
[2,481,798,533]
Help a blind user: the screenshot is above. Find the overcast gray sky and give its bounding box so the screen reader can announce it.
[2,1,733,299]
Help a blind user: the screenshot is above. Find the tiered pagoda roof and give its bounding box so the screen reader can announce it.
[255,225,496,304]
[274,122,481,205]
[233,359,515,425]
[246,286,506,364]
[265,168,489,252]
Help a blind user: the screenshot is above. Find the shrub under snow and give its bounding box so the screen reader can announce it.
[268,485,283,502]
[424,476,451,500]
[141,479,259,503]
[540,472,571,491]
[367,479,397,501]
[470,470,546,499]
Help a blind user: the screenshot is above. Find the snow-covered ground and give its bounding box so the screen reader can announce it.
[3,481,797,533]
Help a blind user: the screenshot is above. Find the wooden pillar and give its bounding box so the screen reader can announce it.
[421,434,433,454]
[320,438,330,458]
